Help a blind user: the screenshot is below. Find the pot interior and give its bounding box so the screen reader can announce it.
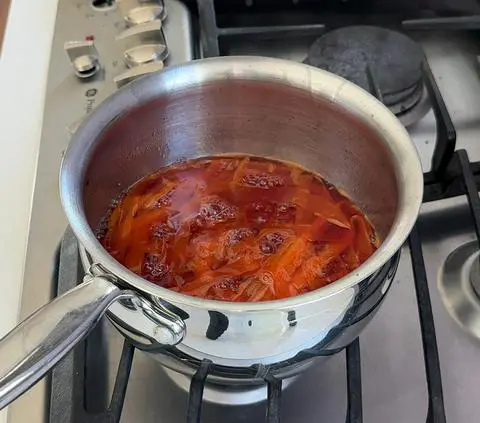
[82,79,398,243]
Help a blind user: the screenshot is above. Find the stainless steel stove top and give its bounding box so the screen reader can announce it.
[9,1,480,422]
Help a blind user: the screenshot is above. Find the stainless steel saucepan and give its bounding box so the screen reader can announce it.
[0,56,423,407]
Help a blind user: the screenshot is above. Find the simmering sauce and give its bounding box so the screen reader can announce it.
[97,155,379,302]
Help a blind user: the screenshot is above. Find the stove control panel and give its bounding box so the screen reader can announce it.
[64,0,183,86]
[55,0,193,137]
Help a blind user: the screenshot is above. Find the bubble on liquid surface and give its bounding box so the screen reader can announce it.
[241,173,286,189]
[213,276,242,292]
[151,223,174,240]
[246,201,275,225]
[142,253,169,282]
[275,202,297,223]
[225,228,256,247]
[259,232,287,254]
[199,196,237,225]
[155,188,175,208]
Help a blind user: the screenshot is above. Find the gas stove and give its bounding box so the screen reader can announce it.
[10,1,480,423]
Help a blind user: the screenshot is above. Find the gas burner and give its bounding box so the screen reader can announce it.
[304,26,429,126]
[163,367,297,405]
[438,241,480,340]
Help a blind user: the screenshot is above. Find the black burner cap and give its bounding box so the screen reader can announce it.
[305,26,424,105]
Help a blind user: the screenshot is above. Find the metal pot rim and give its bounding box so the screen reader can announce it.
[60,56,423,311]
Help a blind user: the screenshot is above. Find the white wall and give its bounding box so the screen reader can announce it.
[0,0,58,420]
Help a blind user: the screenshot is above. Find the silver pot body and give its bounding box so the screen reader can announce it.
[61,57,422,378]
[79,245,400,383]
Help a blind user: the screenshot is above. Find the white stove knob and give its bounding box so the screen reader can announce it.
[64,40,100,79]
[117,0,167,27]
[114,61,164,88]
[116,20,168,68]
[125,5,166,26]
[124,44,167,68]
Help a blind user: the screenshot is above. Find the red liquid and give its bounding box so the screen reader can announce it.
[98,155,379,302]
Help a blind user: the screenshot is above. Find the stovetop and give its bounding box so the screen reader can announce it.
[9,1,480,423]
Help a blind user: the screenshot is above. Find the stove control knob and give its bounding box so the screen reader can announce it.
[118,0,167,27]
[64,41,100,79]
[114,61,164,88]
[124,44,167,68]
[116,20,168,68]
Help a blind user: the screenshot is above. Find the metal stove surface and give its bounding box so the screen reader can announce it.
[9,1,480,422]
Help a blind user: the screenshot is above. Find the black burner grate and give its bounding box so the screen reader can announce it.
[49,6,480,423]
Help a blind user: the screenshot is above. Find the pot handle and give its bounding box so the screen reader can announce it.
[0,275,130,410]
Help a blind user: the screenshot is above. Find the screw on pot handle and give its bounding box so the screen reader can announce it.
[0,275,128,410]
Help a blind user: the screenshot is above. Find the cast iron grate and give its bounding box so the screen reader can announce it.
[50,8,480,423]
